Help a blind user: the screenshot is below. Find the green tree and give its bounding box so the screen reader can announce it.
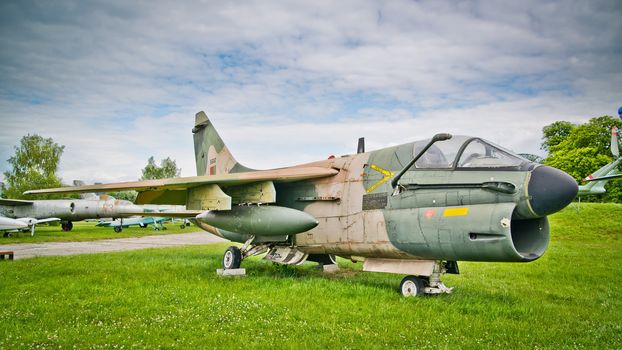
[140,156,181,180]
[542,116,622,202]
[1,134,65,199]
[107,191,138,202]
[541,121,575,153]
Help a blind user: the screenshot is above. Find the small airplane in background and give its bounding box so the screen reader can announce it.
[96,216,171,232]
[578,126,621,196]
[1,216,61,237]
[0,216,27,232]
[96,205,191,232]
[27,111,578,297]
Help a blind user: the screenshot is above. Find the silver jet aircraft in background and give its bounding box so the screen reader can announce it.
[0,195,143,233]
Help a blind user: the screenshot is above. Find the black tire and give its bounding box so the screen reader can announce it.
[399,275,425,297]
[114,226,122,233]
[61,222,73,232]
[223,246,242,270]
[180,224,186,229]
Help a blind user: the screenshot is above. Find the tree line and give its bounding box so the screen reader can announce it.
[1,135,180,200]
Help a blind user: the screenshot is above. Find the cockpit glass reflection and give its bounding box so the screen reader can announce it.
[457,139,524,168]
[413,136,526,169]
[414,136,469,168]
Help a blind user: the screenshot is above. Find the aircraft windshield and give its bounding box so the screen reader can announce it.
[457,139,525,168]
[413,136,526,169]
[414,136,469,168]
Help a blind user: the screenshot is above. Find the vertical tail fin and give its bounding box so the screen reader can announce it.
[192,111,253,176]
[73,180,99,200]
[611,126,620,158]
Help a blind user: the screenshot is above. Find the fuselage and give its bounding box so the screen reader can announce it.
[197,136,577,263]
[0,198,143,222]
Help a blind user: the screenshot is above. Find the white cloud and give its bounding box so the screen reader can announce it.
[0,0,620,186]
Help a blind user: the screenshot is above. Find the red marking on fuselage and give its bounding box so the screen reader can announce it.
[424,209,435,219]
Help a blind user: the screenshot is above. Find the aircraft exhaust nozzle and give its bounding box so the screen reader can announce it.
[196,205,318,236]
[527,166,578,217]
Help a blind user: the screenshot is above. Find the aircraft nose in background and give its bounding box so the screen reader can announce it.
[528,166,578,217]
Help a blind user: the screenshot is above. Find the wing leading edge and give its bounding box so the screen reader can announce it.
[24,166,339,210]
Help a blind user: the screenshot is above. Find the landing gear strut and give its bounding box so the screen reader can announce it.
[61,221,73,232]
[221,236,269,270]
[399,261,455,297]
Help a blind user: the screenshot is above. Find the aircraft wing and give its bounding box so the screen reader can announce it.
[25,167,337,195]
[24,166,339,209]
[0,198,34,206]
[34,217,62,224]
[585,173,622,182]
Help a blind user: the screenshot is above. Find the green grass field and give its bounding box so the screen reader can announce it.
[0,203,620,349]
[0,220,195,244]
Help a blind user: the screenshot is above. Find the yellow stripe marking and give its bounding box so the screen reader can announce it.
[443,207,469,217]
[366,164,395,193]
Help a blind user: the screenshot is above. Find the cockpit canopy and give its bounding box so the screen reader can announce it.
[413,136,528,169]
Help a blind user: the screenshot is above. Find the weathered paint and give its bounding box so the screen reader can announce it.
[26,111,578,267]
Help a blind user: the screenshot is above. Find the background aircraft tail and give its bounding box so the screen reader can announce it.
[611,126,619,158]
[73,180,100,200]
[192,111,254,176]
[579,126,621,195]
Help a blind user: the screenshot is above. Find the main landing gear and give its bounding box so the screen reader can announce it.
[399,261,458,297]
[61,221,73,232]
[221,236,269,270]
[223,246,242,269]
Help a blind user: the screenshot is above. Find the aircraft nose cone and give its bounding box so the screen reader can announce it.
[528,166,578,217]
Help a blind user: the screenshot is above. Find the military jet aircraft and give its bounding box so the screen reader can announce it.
[27,111,578,296]
[0,196,144,232]
[578,126,621,196]
[96,216,170,232]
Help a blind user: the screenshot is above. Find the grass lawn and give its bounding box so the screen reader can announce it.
[0,220,196,244]
[0,203,620,349]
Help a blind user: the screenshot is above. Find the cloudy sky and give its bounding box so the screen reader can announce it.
[0,0,620,185]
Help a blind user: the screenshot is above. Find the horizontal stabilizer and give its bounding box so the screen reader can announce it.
[585,173,622,182]
[24,167,339,196]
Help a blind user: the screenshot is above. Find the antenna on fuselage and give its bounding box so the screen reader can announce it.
[357,137,365,154]
[390,133,452,189]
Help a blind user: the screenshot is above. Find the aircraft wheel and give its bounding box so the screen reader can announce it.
[62,222,73,232]
[180,224,186,229]
[400,275,425,297]
[114,226,122,233]
[139,224,147,228]
[223,246,242,270]
[3,232,11,238]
